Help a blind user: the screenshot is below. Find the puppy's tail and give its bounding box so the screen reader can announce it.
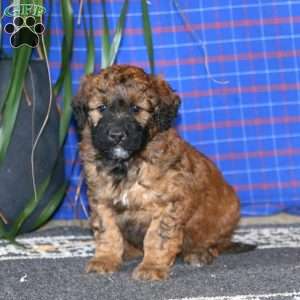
[219,241,257,254]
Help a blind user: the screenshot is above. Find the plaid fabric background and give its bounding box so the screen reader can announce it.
[2,0,300,218]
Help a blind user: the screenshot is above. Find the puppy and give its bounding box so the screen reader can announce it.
[73,65,245,281]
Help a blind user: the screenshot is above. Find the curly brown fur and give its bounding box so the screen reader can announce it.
[73,65,243,281]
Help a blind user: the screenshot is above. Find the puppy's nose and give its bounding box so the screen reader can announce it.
[107,128,127,144]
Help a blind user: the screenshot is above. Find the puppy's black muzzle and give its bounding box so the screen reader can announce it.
[91,114,148,161]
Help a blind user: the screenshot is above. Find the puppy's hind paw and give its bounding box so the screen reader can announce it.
[86,257,121,274]
[183,248,217,267]
[132,264,169,281]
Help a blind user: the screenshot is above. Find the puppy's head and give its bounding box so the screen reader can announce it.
[73,65,180,162]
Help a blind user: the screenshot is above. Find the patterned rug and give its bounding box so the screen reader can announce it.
[1,225,300,261]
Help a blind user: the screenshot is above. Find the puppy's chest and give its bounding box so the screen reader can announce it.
[112,165,165,213]
[113,190,130,210]
[112,180,159,213]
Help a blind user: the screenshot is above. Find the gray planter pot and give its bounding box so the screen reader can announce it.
[0,59,65,233]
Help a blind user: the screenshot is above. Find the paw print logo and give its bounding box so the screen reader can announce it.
[4,16,45,48]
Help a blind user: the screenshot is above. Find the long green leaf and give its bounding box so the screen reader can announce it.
[0,47,32,164]
[52,0,73,98]
[44,0,53,54]
[4,149,67,238]
[31,182,67,230]
[59,68,72,146]
[0,217,6,239]
[141,0,155,74]
[7,175,51,238]
[108,0,129,66]
[83,0,95,74]
[101,0,111,68]
[56,0,74,146]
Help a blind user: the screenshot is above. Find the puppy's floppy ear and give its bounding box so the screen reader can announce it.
[152,75,181,131]
[72,75,91,130]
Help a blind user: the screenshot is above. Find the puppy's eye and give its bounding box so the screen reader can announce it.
[98,105,107,112]
[130,105,140,113]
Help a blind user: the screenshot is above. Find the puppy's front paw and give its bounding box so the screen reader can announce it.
[132,264,169,281]
[86,257,121,274]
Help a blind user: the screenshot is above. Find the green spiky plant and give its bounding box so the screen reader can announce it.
[0,0,154,240]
